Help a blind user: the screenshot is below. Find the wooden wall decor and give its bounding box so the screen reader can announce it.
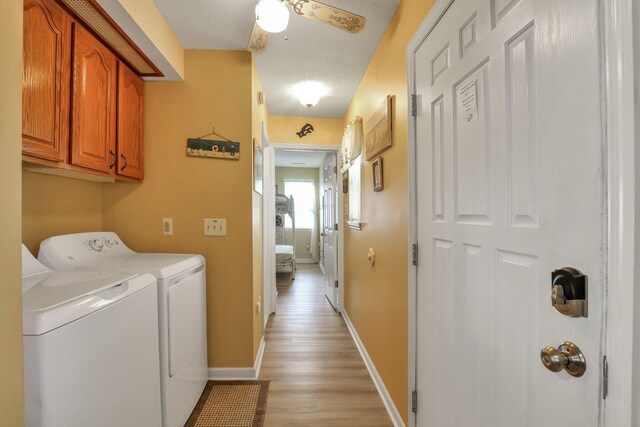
[186,138,240,159]
[365,95,393,161]
[372,157,383,192]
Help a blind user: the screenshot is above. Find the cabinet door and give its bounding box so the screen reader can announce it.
[117,62,144,180]
[70,24,117,173]
[22,0,71,162]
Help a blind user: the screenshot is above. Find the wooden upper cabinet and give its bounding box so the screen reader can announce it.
[117,62,144,180]
[70,24,117,173]
[22,0,71,162]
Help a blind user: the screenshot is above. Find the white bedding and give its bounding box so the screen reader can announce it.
[276,244,294,264]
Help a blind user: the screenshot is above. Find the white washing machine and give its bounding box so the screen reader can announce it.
[38,232,208,427]
[21,244,161,427]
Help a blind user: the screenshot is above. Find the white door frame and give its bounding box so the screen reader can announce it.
[406,0,637,425]
[262,142,344,319]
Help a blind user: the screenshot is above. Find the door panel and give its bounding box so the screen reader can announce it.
[22,0,71,162]
[71,25,117,173]
[323,154,338,309]
[117,62,144,179]
[414,0,604,425]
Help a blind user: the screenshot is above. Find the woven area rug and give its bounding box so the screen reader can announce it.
[185,380,270,427]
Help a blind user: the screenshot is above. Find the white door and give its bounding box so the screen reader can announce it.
[322,153,339,309]
[414,0,605,425]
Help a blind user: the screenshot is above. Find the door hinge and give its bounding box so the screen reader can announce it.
[334,280,339,288]
[412,243,418,266]
[602,355,608,399]
[412,390,418,413]
[334,223,338,231]
[411,94,418,117]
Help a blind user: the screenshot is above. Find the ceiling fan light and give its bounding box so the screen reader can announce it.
[255,0,289,33]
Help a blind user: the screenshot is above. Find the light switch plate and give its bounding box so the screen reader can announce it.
[204,218,226,236]
[162,218,173,236]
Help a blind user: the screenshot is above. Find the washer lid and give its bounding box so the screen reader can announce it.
[38,232,204,279]
[22,270,153,336]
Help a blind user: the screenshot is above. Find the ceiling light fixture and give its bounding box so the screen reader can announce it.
[255,0,290,33]
[292,81,329,109]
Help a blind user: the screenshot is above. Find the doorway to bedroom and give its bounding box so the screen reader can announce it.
[263,145,343,324]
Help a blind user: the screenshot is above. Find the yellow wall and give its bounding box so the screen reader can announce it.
[103,50,257,367]
[251,57,267,356]
[22,172,103,254]
[269,115,342,145]
[0,0,24,424]
[342,0,435,422]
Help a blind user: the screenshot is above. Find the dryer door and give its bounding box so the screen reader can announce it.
[167,267,207,377]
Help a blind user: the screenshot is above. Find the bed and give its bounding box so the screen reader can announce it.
[275,194,296,280]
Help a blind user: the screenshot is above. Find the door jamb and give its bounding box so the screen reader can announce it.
[602,0,637,425]
[262,143,344,319]
[405,0,638,425]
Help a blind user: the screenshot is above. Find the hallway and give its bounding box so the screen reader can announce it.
[260,264,392,426]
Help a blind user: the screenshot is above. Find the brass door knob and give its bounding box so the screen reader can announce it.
[540,341,586,377]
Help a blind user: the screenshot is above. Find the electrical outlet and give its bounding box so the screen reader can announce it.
[204,218,226,236]
[162,218,173,236]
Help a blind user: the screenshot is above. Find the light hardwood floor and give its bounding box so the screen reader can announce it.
[260,264,393,426]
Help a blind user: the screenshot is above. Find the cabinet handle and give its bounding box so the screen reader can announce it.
[120,154,127,171]
[109,150,116,169]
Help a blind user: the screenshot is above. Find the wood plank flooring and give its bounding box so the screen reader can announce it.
[260,264,392,426]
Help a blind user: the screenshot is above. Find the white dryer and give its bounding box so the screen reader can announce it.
[38,232,208,427]
[21,244,161,427]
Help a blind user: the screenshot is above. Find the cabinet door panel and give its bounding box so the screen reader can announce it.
[22,0,71,162]
[71,25,117,173]
[117,62,144,179]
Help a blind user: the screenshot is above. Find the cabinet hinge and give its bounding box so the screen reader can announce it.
[602,355,608,399]
[412,243,419,266]
[412,390,418,413]
[411,94,418,117]
[334,223,339,231]
[334,280,339,288]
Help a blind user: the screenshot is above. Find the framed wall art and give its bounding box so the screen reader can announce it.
[372,157,383,192]
[365,95,393,161]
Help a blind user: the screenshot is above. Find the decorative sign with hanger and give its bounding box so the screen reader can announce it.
[186,126,240,159]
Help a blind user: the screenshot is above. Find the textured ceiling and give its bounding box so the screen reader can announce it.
[275,150,329,167]
[153,0,400,118]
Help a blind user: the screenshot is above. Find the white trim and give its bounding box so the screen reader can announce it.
[406,1,455,425]
[602,0,637,425]
[342,311,405,427]
[295,259,317,264]
[208,336,266,380]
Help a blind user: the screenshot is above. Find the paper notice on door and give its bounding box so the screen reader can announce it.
[458,79,478,123]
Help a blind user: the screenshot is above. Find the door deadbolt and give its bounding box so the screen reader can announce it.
[551,267,587,317]
[540,341,586,377]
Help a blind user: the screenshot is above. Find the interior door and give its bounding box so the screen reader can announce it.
[414,0,604,425]
[322,153,338,309]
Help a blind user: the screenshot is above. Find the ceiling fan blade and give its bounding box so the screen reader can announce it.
[247,22,269,53]
[288,0,366,33]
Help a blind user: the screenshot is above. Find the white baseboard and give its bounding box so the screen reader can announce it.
[342,311,405,427]
[296,259,317,264]
[208,336,266,380]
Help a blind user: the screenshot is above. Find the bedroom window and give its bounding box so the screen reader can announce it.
[283,180,316,229]
[347,155,362,229]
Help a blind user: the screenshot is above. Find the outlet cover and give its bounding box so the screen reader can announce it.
[204,218,226,236]
[162,218,173,236]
